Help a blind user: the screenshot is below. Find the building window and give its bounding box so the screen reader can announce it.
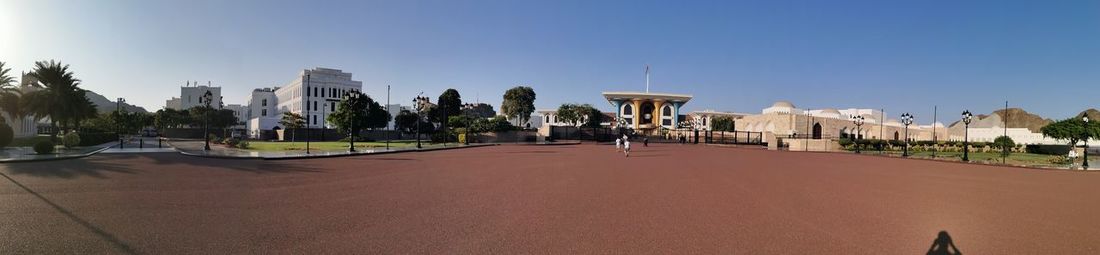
[331,103,335,111]
[623,104,633,115]
[313,101,318,111]
[262,109,267,116]
[261,99,267,106]
[313,87,318,97]
[312,115,317,125]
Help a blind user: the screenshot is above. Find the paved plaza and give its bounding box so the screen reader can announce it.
[1,144,1099,254]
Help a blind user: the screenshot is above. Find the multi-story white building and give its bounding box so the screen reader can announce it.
[167,81,223,110]
[244,68,363,138]
[165,97,181,110]
[275,68,362,128]
[224,104,248,127]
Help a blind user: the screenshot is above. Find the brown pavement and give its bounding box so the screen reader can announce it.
[1,144,1098,254]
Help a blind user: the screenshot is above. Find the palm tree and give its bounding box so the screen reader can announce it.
[24,60,97,139]
[0,61,25,127]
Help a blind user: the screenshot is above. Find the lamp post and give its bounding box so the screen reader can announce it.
[901,113,914,157]
[201,91,213,151]
[345,92,360,152]
[386,85,391,150]
[1083,115,1090,169]
[962,110,973,162]
[304,72,311,155]
[117,98,125,149]
[851,114,864,154]
[414,92,425,149]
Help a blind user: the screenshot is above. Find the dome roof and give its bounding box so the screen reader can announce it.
[771,101,795,108]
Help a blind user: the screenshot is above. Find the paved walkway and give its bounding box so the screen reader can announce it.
[0,142,115,163]
[168,140,489,159]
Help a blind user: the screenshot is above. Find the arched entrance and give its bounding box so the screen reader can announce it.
[640,102,656,125]
[893,131,900,141]
[812,123,822,139]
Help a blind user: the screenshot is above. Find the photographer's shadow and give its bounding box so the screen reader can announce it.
[927,231,962,255]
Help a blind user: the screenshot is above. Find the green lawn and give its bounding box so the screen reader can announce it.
[244,140,436,152]
[868,150,1064,166]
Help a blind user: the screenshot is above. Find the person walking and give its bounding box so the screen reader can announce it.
[643,137,649,147]
[623,139,631,157]
[615,137,622,152]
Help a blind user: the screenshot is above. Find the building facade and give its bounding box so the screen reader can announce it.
[602,91,692,134]
[243,68,363,138]
[177,83,222,110]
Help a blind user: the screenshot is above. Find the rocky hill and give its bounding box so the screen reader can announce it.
[947,108,1051,133]
[1077,109,1100,121]
[85,90,149,114]
[991,108,1051,133]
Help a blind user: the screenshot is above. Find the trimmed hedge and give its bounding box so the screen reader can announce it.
[62,132,81,148]
[1026,144,1072,155]
[33,141,55,154]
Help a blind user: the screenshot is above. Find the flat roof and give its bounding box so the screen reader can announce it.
[602,91,693,102]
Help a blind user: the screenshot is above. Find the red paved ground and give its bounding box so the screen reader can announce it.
[1,144,1099,254]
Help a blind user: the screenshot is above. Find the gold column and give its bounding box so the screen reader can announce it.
[632,99,642,129]
[654,100,666,126]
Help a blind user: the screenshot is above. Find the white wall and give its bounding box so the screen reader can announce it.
[275,68,362,129]
[180,86,222,109]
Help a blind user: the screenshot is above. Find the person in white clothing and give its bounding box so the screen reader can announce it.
[615,138,622,152]
[623,140,631,157]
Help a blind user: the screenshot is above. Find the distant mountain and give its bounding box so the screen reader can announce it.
[85,90,149,114]
[1077,109,1100,121]
[947,108,1051,133]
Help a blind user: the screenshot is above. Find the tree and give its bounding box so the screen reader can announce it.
[1041,118,1092,147]
[712,116,736,132]
[154,108,192,130]
[279,112,306,143]
[462,103,496,118]
[395,109,433,134]
[556,104,582,127]
[993,135,1015,156]
[326,92,391,137]
[436,89,462,122]
[502,86,536,127]
[0,61,26,126]
[555,103,599,127]
[23,60,98,138]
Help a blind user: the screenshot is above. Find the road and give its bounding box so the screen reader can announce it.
[1,144,1098,254]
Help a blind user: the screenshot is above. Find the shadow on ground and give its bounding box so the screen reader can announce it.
[1,153,324,179]
[927,231,962,255]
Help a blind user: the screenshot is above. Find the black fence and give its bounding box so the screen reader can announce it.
[704,130,766,145]
[549,126,617,142]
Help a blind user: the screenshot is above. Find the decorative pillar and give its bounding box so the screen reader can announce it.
[611,100,623,126]
[632,99,643,129]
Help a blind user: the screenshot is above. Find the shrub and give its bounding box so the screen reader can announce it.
[33,141,55,154]
[1048,155,1071,165]
[1026,144,1072,155]
[236,140,250,149]
[0,123,12,148]
[62,132,81,149]
[337,136,373,142]
[431,132,457,143]
[222,137,239,147]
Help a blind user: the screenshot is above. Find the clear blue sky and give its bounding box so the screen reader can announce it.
[2,0,1098,123]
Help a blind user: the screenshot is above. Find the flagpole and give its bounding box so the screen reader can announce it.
[645,64,650,93]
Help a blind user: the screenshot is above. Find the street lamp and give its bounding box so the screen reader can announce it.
[851,114,865,154]
[962,110,973,162]
[901,113,914,157]
[201,91,213,151]
[304,72,311,155]
[1083,115,1090,169]
[117,98,125,149]
[414,92,425,149]
[344,92,360,152]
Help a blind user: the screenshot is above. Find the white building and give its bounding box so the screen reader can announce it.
[244,68,363,138]
[165,97,181,110]
[224,104,248,127]
[386,104,410,130]
[171,81,223,110]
